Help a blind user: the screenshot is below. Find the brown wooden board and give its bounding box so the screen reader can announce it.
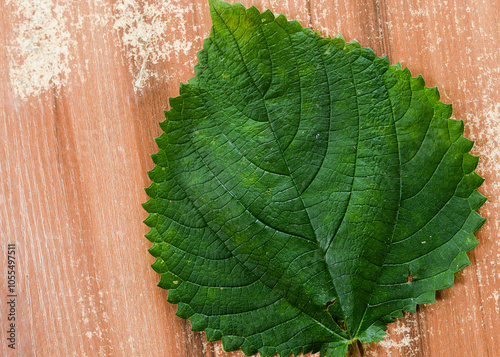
[1,0,498,356]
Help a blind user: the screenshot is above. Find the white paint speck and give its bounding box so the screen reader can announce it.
[112,0,195,90]
[7,0,75,99]
[364,316,420,357]
[7,0,200,98]
[468,102,500,205]
[490,290,499,314]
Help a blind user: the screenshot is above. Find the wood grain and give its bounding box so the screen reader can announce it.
[1,0,498,356]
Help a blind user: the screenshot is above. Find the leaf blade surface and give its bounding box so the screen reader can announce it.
[144,1,486,355]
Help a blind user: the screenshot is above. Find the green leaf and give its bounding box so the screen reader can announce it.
[143,1,486,356]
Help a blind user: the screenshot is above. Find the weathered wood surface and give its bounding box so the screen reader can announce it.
[1,0,498,356]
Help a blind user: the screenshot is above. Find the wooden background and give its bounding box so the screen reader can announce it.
[1,0,499,356]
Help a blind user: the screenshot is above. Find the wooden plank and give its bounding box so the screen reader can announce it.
[1,0,498,356]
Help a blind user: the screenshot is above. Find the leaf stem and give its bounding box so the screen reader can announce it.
[355,341,362,357]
